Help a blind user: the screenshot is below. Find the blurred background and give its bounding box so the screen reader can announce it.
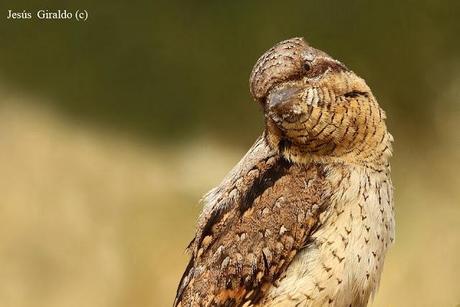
[0,1,459,306]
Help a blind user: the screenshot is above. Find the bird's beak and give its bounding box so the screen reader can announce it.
[265,84,304,123]
[267,85,301,110]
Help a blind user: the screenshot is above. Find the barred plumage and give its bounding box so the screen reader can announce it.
[175,37,394,307]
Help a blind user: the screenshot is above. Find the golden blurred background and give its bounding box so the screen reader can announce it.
[0,1,459,306]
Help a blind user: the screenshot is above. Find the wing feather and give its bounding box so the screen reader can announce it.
[174,136,331,306]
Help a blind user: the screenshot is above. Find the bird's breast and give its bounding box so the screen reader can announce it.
[262,164,394,307]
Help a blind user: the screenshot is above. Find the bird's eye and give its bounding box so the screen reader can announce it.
[303,62,311,72]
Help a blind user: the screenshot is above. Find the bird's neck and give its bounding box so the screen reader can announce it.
[264,124,393,173]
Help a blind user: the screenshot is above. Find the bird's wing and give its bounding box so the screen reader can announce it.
[174,136,331,306]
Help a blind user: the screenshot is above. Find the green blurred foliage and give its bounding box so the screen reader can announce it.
[0,0,459,145]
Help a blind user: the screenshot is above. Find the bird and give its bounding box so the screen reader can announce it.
[174,37,394,307]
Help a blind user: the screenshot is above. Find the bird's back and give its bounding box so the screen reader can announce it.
[175,137,333,306]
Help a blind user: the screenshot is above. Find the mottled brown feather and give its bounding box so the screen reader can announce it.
[174,137,332,306]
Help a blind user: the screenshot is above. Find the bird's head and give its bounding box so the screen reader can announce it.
[250,37,392,169]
